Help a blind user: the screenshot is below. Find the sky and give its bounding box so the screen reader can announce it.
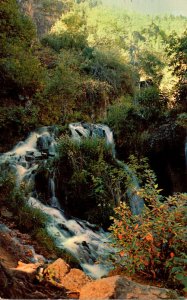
[102,0,187,17]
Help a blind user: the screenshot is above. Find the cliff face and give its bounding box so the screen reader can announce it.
[17,0,68,37]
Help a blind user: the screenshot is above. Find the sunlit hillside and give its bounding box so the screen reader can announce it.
[102,0,187,16]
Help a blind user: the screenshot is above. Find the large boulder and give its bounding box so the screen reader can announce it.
[79,275,179,300]
[44,259,91,293]
[0,261,67,299]
[61,268,91,292]
[44,258,70,282]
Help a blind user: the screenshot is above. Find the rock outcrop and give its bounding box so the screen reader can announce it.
[79,275,179,300]
[0,222,182,299]
[0,261,67,299]
[44,258,91,294]
[0,223,44,265]
[17,0,68,37]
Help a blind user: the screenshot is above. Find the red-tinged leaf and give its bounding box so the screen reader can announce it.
[145,233,153,242]
[120,251,125,257]
[144,260,149,266]
[134,224,139,230]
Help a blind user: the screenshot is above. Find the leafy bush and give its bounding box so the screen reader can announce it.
[109,167,187,291]
[0,105,39,150]
[81,48,135,96]
[0,0,35,44]
[136,87,168,120]
[42,8,88,51]
[1,44,45,96]
[106,101,146,156]
[40,136,127,227]
[0,0,45,98]
[176,112,187,128]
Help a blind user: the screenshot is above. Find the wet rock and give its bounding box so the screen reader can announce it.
[48,152,55,157]
[34,153,43,160]
[79,275,179,300]
[82,241,89,249]
[37,134,51,153]
[25,155,34,162]
[26,151,35,156]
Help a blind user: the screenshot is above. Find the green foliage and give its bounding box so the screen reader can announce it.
[106,100,147,156]
[2,0,186,152]
[81,48,135,95]
[0,106,38,132]
[109,167,187,290]
[138,51,165,84]
[42,136,126,227]
[0,105,39,149]
[0,172,16,204]
[167,30,187,111]
[1,44,45,95]
[0,0,35,44]
[136,87,168,120]
[0,0,45,98]
[176,113,187,128]
[42,7,88,51]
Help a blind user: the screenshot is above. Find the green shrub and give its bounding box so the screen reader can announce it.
[136,87,168,120]
[0,0,44,98]
[0,105,39,149]
[109,167,187,291]
[176,113,187,128]
[41,136,127,227]
[106,101,146,156]
[0,172,16,205]
[81,48,135,96]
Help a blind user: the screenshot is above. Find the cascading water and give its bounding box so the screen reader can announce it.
[0,126,111,279]
[69,122,116,157]
[69,123,144,215]
[0,122,144,279]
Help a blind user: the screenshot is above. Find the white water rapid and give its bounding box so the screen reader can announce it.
[0,126,111,279]
[0,123,144,278]
[69,122,116,157]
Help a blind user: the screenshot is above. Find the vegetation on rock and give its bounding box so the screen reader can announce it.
[0,0,187,295]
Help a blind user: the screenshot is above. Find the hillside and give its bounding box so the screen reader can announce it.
[0,0,187,298]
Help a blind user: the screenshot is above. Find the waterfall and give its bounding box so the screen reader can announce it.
[48,174,61,209]
[69,123,144,215]
[0,123,144,278]
[117,160,144,215]
[69,122,116,157]
[0,126,111,279]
